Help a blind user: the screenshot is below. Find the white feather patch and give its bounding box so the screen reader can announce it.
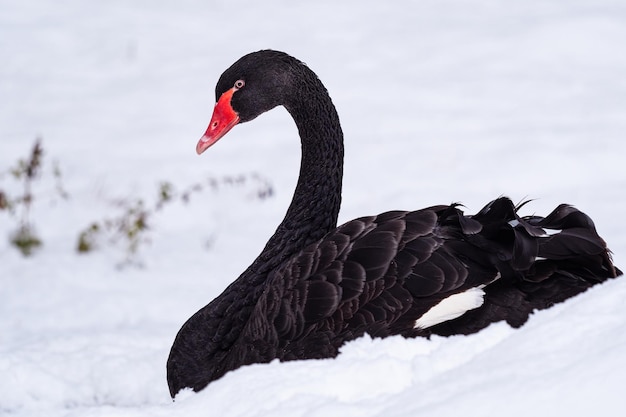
[542,228,563,236]
[414,287,485,329]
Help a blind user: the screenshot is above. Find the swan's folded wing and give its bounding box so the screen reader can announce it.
[242,198,618,345]
[248,207,490,342]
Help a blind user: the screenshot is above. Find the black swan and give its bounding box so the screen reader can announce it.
[167,50,621,397]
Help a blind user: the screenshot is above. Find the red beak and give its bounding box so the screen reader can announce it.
[196,88,240,155]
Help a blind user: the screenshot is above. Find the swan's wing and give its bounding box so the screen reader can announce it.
[244,198,620,346]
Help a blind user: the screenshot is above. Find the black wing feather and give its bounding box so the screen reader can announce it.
[223,198,620,377]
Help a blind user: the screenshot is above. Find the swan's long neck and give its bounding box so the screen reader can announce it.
[249,68,344,276]
[167,56,344,396]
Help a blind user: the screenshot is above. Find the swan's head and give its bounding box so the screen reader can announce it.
[196,50,299,155]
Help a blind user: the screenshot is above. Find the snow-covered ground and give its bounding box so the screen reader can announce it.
[1,1,625,416]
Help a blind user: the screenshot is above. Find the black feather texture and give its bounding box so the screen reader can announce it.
[166,50,621,397]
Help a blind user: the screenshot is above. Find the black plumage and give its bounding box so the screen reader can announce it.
[166,50,621,397]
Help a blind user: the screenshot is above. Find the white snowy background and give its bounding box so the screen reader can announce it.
[1,0,625,416]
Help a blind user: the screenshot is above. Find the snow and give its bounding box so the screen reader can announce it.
[1,0,625,416]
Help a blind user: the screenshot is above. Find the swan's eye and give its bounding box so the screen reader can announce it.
[234,79,245,90]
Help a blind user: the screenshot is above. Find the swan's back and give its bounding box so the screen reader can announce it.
[207,197,619,379]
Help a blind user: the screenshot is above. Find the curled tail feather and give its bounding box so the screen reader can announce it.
[431,198,621,336]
